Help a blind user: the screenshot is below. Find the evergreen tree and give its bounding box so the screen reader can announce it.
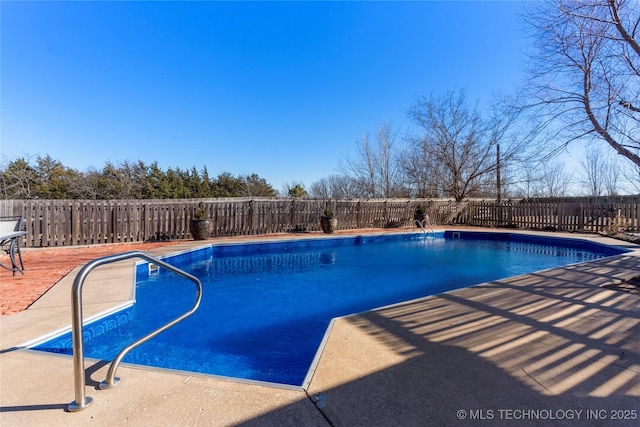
[244,174,277,197]
[145,162,170,198]
[200,166,214,197]
[33,155,78,199]
[287,184,307,198]
[212,172,244,197]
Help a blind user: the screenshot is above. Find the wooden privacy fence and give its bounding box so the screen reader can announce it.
[0,198,445,247]
[460,197,640,233]
[0,196,638,248]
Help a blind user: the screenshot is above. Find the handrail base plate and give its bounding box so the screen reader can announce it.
[99,377,120,390]
[68,396,93,412]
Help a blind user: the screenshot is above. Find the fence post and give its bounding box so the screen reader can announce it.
[248,199,253,234]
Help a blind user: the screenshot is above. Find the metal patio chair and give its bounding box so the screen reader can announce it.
[0,215,27,275]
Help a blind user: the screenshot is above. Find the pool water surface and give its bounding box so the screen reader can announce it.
[33,232,626,387]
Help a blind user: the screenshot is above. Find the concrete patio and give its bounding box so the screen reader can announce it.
[1,229,639,426]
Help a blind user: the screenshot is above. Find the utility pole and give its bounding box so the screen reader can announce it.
[496,144,501,203]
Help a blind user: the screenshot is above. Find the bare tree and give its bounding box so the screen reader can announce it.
[67,167,104,199]
[541,161,574,197]
[578,145,627,195]
[241,174,277,197]
[309,178,332,199]
[309,175,360,199]
[99,160,142,199]
[399,146,443,197]
[340,123,407,198]
[341,132,375,197]
[523,0,640,169]
[580,146,608,196]
[375,123,407,197]
[407,90,527,201]
[603,160,622,195]
[0,156,38,199]
[620,161,640,192]
[512,162,545,198]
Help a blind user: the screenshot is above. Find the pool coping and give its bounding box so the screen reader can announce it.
[2,227,639,426]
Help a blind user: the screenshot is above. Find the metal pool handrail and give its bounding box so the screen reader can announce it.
[415,217,435,238]
[68,251,202,412]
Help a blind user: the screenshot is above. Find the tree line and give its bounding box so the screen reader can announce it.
[0,156,276,199]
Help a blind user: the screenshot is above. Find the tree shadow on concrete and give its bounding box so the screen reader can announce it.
[243,254,640,426]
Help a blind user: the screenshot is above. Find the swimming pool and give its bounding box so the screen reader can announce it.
[33,231,626,387]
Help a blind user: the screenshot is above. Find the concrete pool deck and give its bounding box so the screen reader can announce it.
[1,228,639,426]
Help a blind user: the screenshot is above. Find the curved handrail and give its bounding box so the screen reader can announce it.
[68,251,202,412]
[415,217,435,238]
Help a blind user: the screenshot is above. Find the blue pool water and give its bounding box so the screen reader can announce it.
[33,232,625,386]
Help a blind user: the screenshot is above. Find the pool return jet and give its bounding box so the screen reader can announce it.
[67,251,202,412]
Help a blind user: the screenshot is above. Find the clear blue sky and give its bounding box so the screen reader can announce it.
[1,1,528,193]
